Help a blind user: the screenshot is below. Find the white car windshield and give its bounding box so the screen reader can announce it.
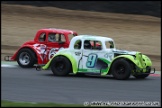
[105,41,114,49]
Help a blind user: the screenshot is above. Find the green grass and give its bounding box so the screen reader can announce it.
[1,100,84,107]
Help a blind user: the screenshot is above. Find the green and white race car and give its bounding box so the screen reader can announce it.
[37,35,155,80]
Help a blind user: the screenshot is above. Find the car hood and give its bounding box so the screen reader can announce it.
[112,49,137,55]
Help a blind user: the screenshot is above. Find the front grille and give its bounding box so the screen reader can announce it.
[138,53,145,67]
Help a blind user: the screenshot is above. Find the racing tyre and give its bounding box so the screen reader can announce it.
[133,67,151,79]
[111,59,131,80]
[51,56,72,76]
[17,48,37,68]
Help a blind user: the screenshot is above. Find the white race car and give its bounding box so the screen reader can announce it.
[37,35,155,80]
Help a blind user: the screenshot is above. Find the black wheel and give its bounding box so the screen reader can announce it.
[51,56,72,76]
[17,48,37,68]
[133,67,151,79]
[111,59,131,80]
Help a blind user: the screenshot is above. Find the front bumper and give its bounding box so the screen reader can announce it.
[133,67,155,75]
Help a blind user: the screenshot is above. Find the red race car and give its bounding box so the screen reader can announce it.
[4,28,78,68]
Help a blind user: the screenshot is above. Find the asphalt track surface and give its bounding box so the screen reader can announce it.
[1,66,161,106]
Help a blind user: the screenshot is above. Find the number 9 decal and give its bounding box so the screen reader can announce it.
[86,53,98,68]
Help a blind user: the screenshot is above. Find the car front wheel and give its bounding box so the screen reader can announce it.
[111,59,132,80]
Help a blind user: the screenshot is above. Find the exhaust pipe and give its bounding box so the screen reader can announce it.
[4,56,12,61]
[36,65,42,71]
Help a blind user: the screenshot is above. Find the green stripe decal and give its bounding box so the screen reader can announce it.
[98,58,110,75]
[78,69,100,72]
[98,58,111,64]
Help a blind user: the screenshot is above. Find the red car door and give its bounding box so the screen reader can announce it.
[45,33,67,61]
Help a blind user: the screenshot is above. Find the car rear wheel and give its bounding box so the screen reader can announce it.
[51,56,72,76]
[111,59,131,80]
[17,48,37,68]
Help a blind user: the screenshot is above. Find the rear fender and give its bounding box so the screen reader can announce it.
[42,53,78,73]
[11,45,43,64]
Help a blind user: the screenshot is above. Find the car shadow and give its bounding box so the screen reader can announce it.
[41,73,153,81]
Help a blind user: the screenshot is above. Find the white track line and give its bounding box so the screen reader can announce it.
[1,64,18,68]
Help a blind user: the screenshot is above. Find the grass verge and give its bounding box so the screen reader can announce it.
[1,100,84,107]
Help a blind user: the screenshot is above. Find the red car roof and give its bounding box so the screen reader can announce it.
[38,28,77,34]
